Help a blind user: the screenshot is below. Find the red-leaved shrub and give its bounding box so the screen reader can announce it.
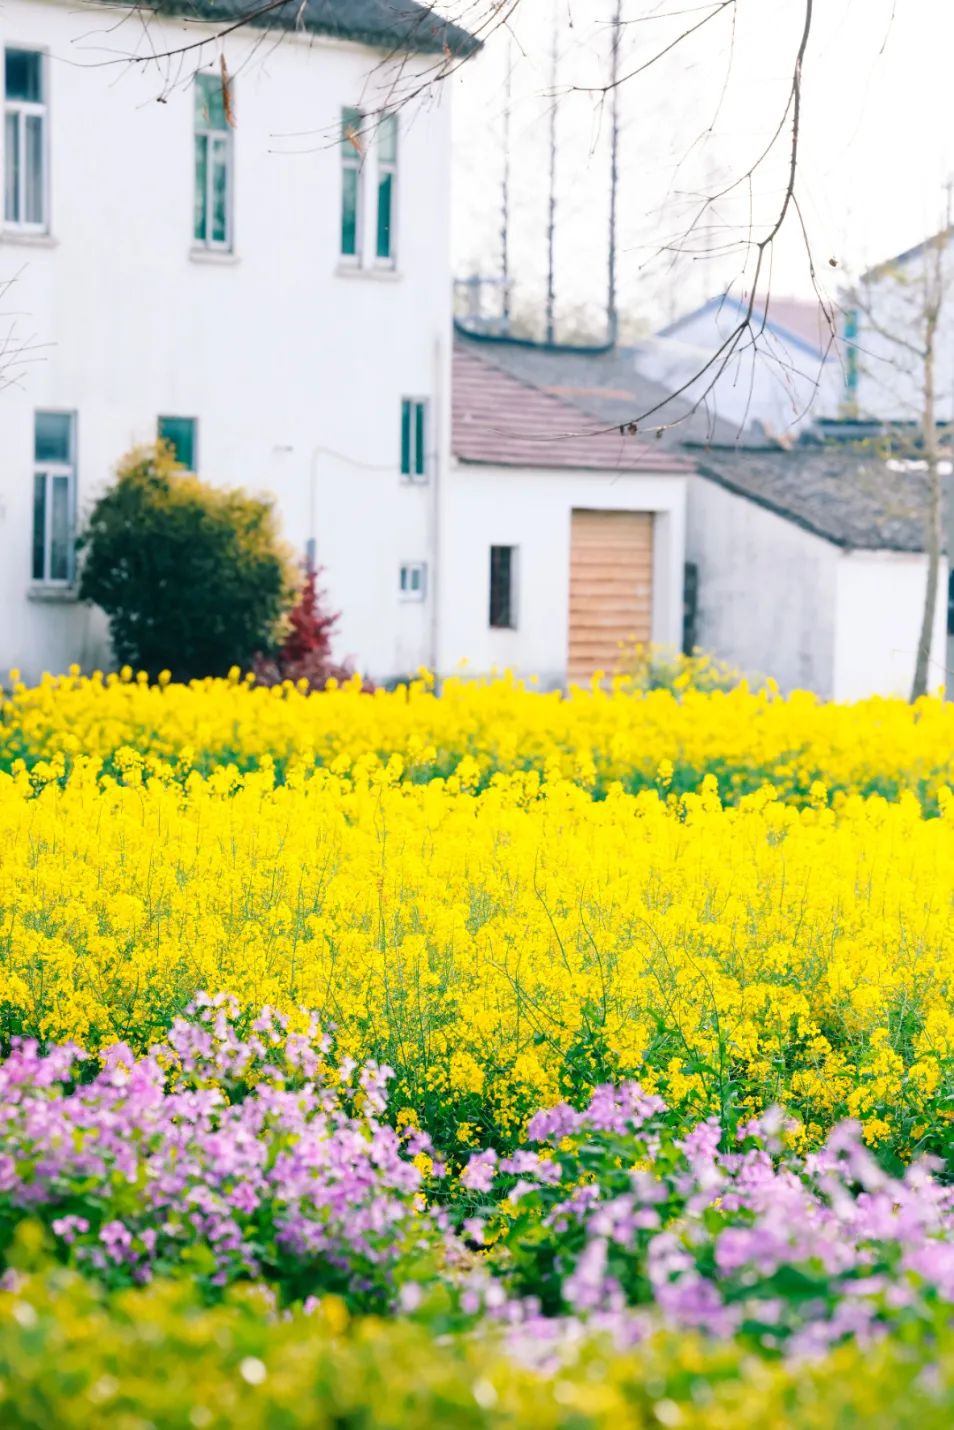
[253,569,360,689]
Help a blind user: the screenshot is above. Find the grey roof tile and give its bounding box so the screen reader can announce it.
[123,0,479,55]
[695,447,934,552]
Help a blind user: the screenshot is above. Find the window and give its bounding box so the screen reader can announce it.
[682,561,699,656]
[4,49,47,231]
[948,568,954,638]
[844,307,859,399]
[194,74,232,249]
[158,415,198,470]
[489,545,516,629]
[340,108,398,266]
[399,562,426,601]
[340,107,363,260]
[32,411,75,585]
[375,114,397,264]
[400,399,427,481]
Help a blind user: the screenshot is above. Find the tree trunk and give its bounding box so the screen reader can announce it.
[911,323,942,700]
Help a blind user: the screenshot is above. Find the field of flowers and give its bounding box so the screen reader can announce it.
[4,668,954,1425]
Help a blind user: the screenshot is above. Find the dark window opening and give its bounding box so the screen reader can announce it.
[489,545,516,629]
[682,561,699,655]
[158,416,198,471]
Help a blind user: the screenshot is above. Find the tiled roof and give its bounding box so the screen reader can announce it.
[116,0,480,55]
[452,342,690,474]
[695,446,934,552]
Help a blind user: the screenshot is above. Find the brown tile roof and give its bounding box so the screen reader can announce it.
[452,343,690,474]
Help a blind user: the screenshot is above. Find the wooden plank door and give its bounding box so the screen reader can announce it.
[568,509,654,683]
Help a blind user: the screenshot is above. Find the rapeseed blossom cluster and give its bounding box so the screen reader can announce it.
[1,687,954,1155]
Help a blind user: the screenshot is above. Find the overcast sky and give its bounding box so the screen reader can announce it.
[448,0,954,337]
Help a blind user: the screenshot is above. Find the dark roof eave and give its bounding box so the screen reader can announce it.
[693,461,924,553]
[454,453,689,475]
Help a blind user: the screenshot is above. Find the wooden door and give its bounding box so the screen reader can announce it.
[567,509,654,683]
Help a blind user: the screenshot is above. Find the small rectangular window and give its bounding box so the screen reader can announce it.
[399,562,427,601]
[844,307,859,396]
[32,411,76,585]
[4,49,47,231]
[489,545,516,629]
[375,114,397,263]
[400,399,427,480]
[341,107,363,260]
[158,415,198,471]
[194,74,232,249]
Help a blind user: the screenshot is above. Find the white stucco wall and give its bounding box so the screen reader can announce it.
[686,474,839,695]
[844,246,954,422]
[0,0,454,682]
[832,550,948,700]
[439,462,687,686]
[637,306,838,438]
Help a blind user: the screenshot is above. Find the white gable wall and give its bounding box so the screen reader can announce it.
[687,474,838,695]
[439,462,687,687]
[833,550,948,700]
[0,0,452,682]
[637,307,839,437]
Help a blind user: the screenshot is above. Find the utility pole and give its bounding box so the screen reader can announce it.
[501,42,513,332]
[607,0,622,347]
[545,1,558,346]
[943,177,954,698]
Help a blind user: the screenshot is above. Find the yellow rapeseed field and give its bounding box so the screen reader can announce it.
[3,669,954,1160]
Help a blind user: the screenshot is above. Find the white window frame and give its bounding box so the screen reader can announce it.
[374,113,397,269]
[340,107,364,265]
[194,75,233,252]
[399,561,427,601]
[340,109,398,270]
[4,47,48,234]
[32,411,76,588]
[400,397,428,483]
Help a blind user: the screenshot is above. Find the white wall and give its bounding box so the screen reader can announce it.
[637,307,838,438]
[687,475,839,695]
[833,550,948,700]
[844,246,954,422]
[440,461,686,686]
[0,0,454,682]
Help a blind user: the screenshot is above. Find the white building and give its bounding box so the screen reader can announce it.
[686,444,948,700]
[0,0,476,683]
[636,295,840,438]
[444,339,689,686]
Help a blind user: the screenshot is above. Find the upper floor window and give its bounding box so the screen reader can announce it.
[158,415,198,471]
[194,74,232,250]
[340,107,362,260]
[33,411,75,585]
[400,398,427,481]
[843,307,859,398]
[4,49,47,231]
[340,108,398,267]
[375,114,397,264]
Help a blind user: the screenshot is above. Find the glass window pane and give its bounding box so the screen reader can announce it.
[34,411,71,463]
[32,473,46,582]
[341,107,362,148]
[376,171,392,261]
[341,166,359,257]
[49,474,70,581]
[378,114,397,164]
[414,402,425,476]
[24,113,43,224]
[4,111,18,223]
[5,50,42,104]
[211,139,228,243]
[195,74,227,131]
[194,134,208,241]
[158,416,196,470]
[400,400,411,476]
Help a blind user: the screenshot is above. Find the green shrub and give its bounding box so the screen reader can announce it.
[78,443,293,680]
